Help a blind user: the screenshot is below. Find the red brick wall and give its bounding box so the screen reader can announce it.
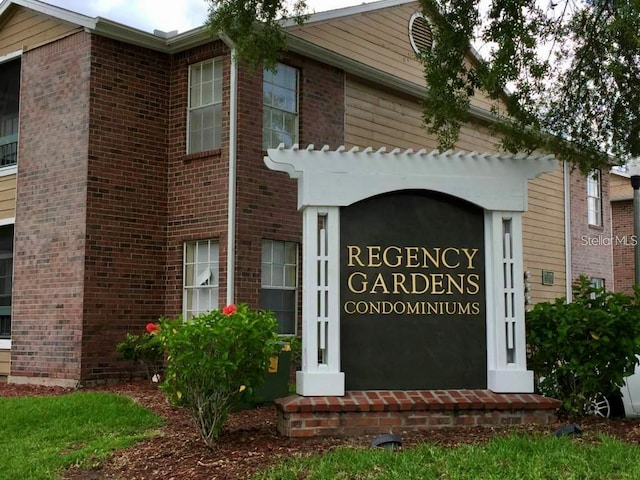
[11,32,171,384]
[12,32,345,383]
[82,36,170,382]
[164,48,345,327]
[612,199,635,294]
[569,168,614,292]
[11,32,92,383]
[233,54,345,322]
[276,390,560,438]
[165,41,231,316]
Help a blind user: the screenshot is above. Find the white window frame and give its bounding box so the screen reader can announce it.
[0,218,14,349]
[187,58,223,154]
[183,239,219,319]
[0,51,21,177]
[587,169,602,227]
[262,63,299,150]
[261,239,299,335]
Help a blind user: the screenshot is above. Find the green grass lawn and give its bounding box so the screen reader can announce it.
[253,434,640,480]
[3,391,640,480]
[0,391,162,480]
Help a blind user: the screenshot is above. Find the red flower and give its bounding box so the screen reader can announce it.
[146,323,160,334]
[223,304,237,316]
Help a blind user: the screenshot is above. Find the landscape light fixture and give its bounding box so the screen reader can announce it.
[371,433,402,449]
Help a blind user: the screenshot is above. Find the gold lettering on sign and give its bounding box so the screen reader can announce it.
[343,244,482,315]
[343,300,482,315]
[384,246,403,268]
[345,272,481,295]
[347,246,365,267]
[347,271,367,294]
[368,246,382,267]
[346,245,479,269]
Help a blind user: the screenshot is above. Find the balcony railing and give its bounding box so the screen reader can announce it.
[0,134,17,167]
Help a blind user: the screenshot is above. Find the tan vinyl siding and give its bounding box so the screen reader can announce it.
[0,5,81,57]
[610,172,632,200]
[345,79,436,150]
[291,5,423,83]
[523,164,567,303]
[345,77,498,152]
[291,2,497,112]
[0,349,9,377]
[0,174,15,219]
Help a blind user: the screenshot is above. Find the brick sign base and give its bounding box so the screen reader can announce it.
[275,391,560,438]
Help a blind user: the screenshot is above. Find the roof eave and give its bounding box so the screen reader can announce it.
[281,0,418,28]
[91,18,170,52]
[91,20,217,54]
[0,0,96,28]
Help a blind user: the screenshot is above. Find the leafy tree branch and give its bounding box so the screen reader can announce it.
[422,0,640,171]
[205,0,308,71]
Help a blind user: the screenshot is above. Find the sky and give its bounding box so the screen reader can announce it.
[43,0,375,34]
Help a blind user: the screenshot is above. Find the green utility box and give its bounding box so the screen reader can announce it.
[249,343,293,405]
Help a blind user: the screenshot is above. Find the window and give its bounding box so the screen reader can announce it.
[0,59,20,168]
[0,224,13,343]
[187,59,223,154]
[263,63,299,150]
[587,169,602,227]
[183,239,219,319]
[261,239,298,335]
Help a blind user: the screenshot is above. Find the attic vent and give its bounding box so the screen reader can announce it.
[409,13,434,55]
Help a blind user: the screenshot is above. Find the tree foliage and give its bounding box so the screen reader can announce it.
[205,0,308,71]
[421,0,640,171]
[206,0,640,171]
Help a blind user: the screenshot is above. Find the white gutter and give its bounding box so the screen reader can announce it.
[564,161,572,301]
[220,34,238,305]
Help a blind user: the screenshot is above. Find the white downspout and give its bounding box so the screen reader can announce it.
[564,161,572,300]
[220,34,238,305]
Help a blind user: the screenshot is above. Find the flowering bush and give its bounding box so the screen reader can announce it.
[116,322,164,381]
[222,304,237,316]
[146,322,160,334]
[158,304,280,448]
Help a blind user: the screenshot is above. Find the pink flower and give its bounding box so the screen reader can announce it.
[223,304,237,316]
[146,323,160,334]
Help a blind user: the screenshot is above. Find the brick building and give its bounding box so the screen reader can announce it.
[610,169,636,295]
[0,0,617,386]
[568,168,614,292]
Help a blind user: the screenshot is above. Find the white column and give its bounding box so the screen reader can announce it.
[486,211,534,393]
[296,206,345,396]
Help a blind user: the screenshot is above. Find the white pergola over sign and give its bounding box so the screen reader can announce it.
[265,145,558,396]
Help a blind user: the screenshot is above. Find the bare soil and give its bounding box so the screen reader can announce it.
[2,381,640,479]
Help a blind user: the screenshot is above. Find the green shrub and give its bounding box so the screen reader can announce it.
[158,303,280,448]
[116,323,164,381]
[526,276,640,415]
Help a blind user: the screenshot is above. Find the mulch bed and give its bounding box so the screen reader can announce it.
[2,381,640,479]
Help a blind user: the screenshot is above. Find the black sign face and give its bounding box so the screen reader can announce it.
[340,190,486,390]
